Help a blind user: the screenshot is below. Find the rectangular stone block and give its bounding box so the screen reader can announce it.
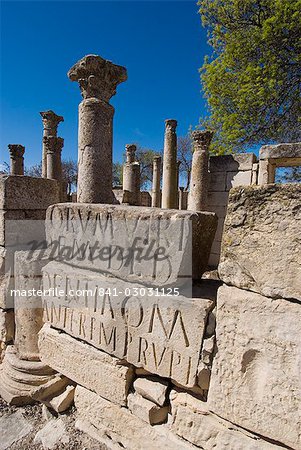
[0,175,61,210]
[42,262,212,387]
[219,184,301,300]
[226,170,252,190]
[128,392,169,425]
[45,203,217,284]
[74,385,194,450]
[209,153,257,173]
[260,142,301,161]
[208,284,301,449]
[170,391,283,450]
[38,324,134,406]
[209,172,226,192]
[207,191,229,207]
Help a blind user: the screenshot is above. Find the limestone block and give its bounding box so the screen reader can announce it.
[48,385,75,413]
[226,170,252,190]
[209,153,256,173]
[207,191,229,207]
[0,410,33,450]
[33,418,69,449]
[74,385,195,450]
[0,209,47,247]
[0,175,60,210]
[170,391,283,450]
[209,172,226,192]
[42,263,213,387]
[31,374,72,402]
[208,284,301,449]
[128,392,169,425]
[45,203,217,283]
[219,184,301,300]
[260,142,301,162]
[133,377,168,406]
[38,324,134,406]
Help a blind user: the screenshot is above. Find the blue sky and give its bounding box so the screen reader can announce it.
[0,1,210,168]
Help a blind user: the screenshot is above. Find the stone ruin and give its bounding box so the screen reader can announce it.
[0,53,300,450]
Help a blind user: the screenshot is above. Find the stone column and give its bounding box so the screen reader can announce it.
[0,251,55,405]
[176,160,181,208]
[8,144,25,175]
[188,130,213,212]
[162,119,178,209]
[122,144,140,206]
[151,156,161,207]
[178,187,188,210]
[68,54,127,204]
[44,136,64,180]
[40,111,64,178]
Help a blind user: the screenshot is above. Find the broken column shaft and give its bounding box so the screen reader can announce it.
[162,119,178,209]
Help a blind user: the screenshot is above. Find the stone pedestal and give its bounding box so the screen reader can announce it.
[8,145,25,176]
[123,144,140,206]
[40,111,64,178]
[188,130,213,211]
[44,136,64,181]
[0,346,54,405]
[68,54,127,204]
[151,156,161,207]
[162,119,178,209]
[0,251,55,405]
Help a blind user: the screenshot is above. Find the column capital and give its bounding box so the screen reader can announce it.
[40,110,64,130]
[191,130,214,150]
[125,144,137,163]
[43,136,64,154]
[68,54,127,102]
[8,144,25,159]
[153,155,162,163]
[165,119,177,130]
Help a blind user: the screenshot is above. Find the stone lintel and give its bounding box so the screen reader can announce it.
[259,142,301,161]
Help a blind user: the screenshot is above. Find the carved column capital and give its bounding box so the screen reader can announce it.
[43,136,64,155]
[125,144,137,163]
[191,130,214,150]
[68,54,127,102]
[165,119,178,131]
[8,144,25,159]
[40,111,64,133]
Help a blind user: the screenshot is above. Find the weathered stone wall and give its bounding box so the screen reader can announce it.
[207,153,257,267]
[0,175,60,359]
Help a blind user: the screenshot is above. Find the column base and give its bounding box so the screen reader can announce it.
[0,345,55,405]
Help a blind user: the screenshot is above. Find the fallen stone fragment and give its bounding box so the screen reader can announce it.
[128,392,169,425]
[133,377,169,406]
[48,385,75,413]
[0,410,33,450]
[34,418,69,449]
[197,362,211,390]
[31,373,71,402]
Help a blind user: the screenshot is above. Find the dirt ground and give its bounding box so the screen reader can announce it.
[0,397,107,450]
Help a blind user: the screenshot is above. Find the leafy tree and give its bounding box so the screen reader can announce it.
[199,0,301,154]
[25,159,78,194]
[177,135,193,190]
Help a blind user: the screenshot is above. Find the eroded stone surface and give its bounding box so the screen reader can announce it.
[208,284,301,449]
[45,203,217,283]
[0,410,33,450]
[74,385,194,450]
[41,263,212,387]
[38,324,134,406]
[170,391,283,450]
[219,184,301,301]
[34,418,69,449]
[128,392,169,425]
[133,377,168,406]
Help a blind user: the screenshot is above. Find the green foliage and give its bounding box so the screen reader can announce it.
[199,0,301,154]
